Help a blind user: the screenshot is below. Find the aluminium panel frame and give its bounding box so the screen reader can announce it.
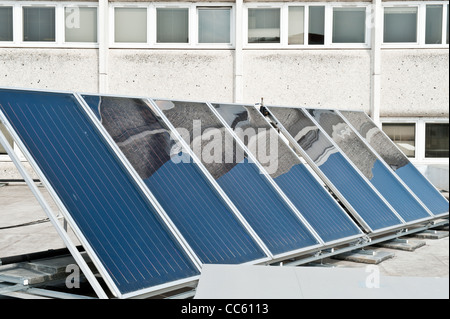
[333,109,436,221]
[206,102,367,256]
[339,109,449,218]
[266,105,408,235]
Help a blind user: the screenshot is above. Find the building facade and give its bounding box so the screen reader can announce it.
[0,0,449,188]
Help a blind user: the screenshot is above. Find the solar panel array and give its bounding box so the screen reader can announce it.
[307,109,433,223]
[0,87,447,299]
[211,103,363,244]
[340,110,449,217]
[154,100,322,257]
[0,89,200,298]
[267,106,405,232]
[81,95,268,265]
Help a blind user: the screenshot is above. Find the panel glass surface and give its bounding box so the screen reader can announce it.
[0,89,199,295]
[82,95,267,264]
[213,103,362,243]
[308,109,432,222]
[268,107,403,231]
[155,100,319,255]
[341,110,449,216]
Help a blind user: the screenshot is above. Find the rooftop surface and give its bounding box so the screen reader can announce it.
[0,182,448,299]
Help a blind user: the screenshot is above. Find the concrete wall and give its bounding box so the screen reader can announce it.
[381,49,450,118]
[1,47,448,113]
[0,161,38,181]
[0,48,99,93]
[108,50,235,102]
[0,46,448,181]
[242,50,371,111]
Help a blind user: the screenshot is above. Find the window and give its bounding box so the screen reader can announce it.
[114,7,147,43]
[157,8,189,43]
[0,6,13,42]
[288,6,304,45]
[198,8,231,44]
[248,8,280,44]
[65,7,97,43]
[382,119,449,163]
[382,123,416,158]
[383,7,418,43]
[308,6,325,45]
[332,7,366,44]
[426,5,443,45]
[250,3,370,47]
[110,4,233,47]
[425,123,449,158]
[23,6,56,42]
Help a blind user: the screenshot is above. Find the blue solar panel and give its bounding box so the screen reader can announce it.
[0,89,200,296]
[155,100,320,256]
[396,163,448,215]
[268,106,404,232]
[81,95,267,264]
[308,109,432,223]
[212,103,363,243]
[341,110,449,216]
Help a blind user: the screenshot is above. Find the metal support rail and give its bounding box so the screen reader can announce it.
[281,219,448,267]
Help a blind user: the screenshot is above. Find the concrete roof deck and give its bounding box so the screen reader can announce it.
[0,182,448,299]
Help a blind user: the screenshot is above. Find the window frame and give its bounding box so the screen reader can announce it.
[243,2,372,49]
[111,4,149,47]
[109,2,235,49]
[0,1,98,48]
[196,6,235,47]
[382,117,449,165]
[2,1,447,50]
[331,5,370,46]
[424,3,445,45]
[382,1,449,49]
[156,6,191,45]
[21,3,58,45]
[63,5,99,45]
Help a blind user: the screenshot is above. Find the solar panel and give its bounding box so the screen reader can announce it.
[308,109,433,223]
[267,106,405,233]
[0,88,200,298]
[80,95,269,265]
[340,110,449,217]
[211,103,363,243]
[153,99,321,257]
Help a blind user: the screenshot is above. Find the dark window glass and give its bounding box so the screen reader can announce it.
[309,6,325,45]
[0,6,13,41]
[23,7,55,42]
[425,123,449,158]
